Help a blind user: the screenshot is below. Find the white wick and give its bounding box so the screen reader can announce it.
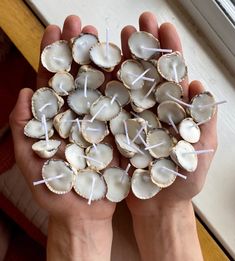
[80,155,103,165]
[88,177,96,205]
[59,82,68,95]
[133,145,145,155]
[33,174,64,186]
[173,64,178,83]
[197,100,227,110]
[76,118,81,131]
[182,149,214,156]
[168,114,178,134]
[86,127,101,132]
[123,120,130,145]
[93,143,98,152]
[128,72,155,82]
[132,125,145,143]
[87,101,91,108]
[52,57,64,63]
[110,94,118,104]
[39,103,52,112]
[144,82,157,99]
[166,93,193,108]
[196,120,208,126]
[145,142,165,150]
[84,75,88,98]
[132,68,150,85]
[105,27,110,58]
[120,163,131,183]
[90,104,107,122]
[160,167,187,180]
[138,133,148,147]
[141,46,172,53]
[41,114,49,145]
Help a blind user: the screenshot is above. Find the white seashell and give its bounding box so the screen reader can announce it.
[90,42,121,71]
[105,80,130,106]
[150,158,177,188]
[103,167,131,202]
[32,88,64,121]
[85,143,113,171]
[138,110,161,130]
[74,169,106,201]
[155,82,183,104]
[118,59,145,90]
[49,72,75,96]
[42,159,75,194]
[75,65,105,89]
[67,88,100,115]
[65,143,86,170]
[130,145,153,169]
[24,118,54,139]
[81,115,109,144]
[53,109,76,139]
[157,101,186,125]
[90,96,121,122]
[188,91,216,123]
[170,140,198,172]
[179,118,201,143]
[69,122,91,148]
[72,33,99,65]
[41,40,72,73]
[131,169,161,199]
[32,139,61,159]
[109,109,131,136]
[146,128,175,158]
[157,51,187,83]
[128,31,160,60]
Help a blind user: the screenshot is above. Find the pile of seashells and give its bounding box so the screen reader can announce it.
[24,31,217,203]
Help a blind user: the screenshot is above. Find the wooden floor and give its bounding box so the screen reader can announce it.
[0,0,230,260]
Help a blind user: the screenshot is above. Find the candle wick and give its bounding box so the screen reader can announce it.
[39,103,52,112]
[160,167,187,180]
[59,82,69,95]
[166,93,193,108]
[105,27,110,59]
[41,114,49,146]
[144,142,165,150]
[84,75,88,98]
[128,72,155,83]
[141,46,172,53]
[90,104,107,122]
[143,82,156,99]
[88,178,96,205]
[120,163,131,183]
[132,68,150,85]
[131,125,146,143]
[33,174,65,186]
[110,94,118,104]
[168,114,178,134]
[80,155,103,165]
[196,100,227,110]
[182,149,214,156]
[172,64,179,83]
[123,120,130,145]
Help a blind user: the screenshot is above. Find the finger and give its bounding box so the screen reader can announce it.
[139,12,158,38]
[37,25,61,88]
[61,15,81,40]
[121,25,137,59]
[82,25,98,36]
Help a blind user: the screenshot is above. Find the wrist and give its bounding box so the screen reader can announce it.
[47,216,113,261]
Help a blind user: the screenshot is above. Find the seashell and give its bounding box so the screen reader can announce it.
[126,118,147,145]
[85,143,113,171]
[32,88,64,121]
[157,101,186,125]
[41,40,72,73]
[130,84,156,112]
[81,115,109,144]
[69,122,91,148]
[53,109,76,139]
[90,42,121,71]
[89,96,121,121]
[146,128,175,158]
[75,65,105,90]
[32,140,61,159]
[179,118,201,143]
[65,143,86,170]
[24,118,54,139]
[170,140,198,172]
[103,167,131,202]
[130,145,153,169]
[72,33,99,65]
[117,59,145,90]
[42,159,75,194]
[74,169,106,201]
[138,110,162,130]
[155,82,183,104]
[188,91,216,123]
[109,109,131,136]
[131,169,161,199]
[128,31,160,60]
[157,51,187,83]
[150,158,177,188]
[67,88,100,115]
[115,134,141,158]
[48,72,75,96]
[105,80,130,107]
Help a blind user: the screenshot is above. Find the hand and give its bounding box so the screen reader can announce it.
[9,15,118,261]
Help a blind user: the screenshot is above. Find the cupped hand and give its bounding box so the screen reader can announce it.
[120,12,218,216]
[9,15,118,225]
